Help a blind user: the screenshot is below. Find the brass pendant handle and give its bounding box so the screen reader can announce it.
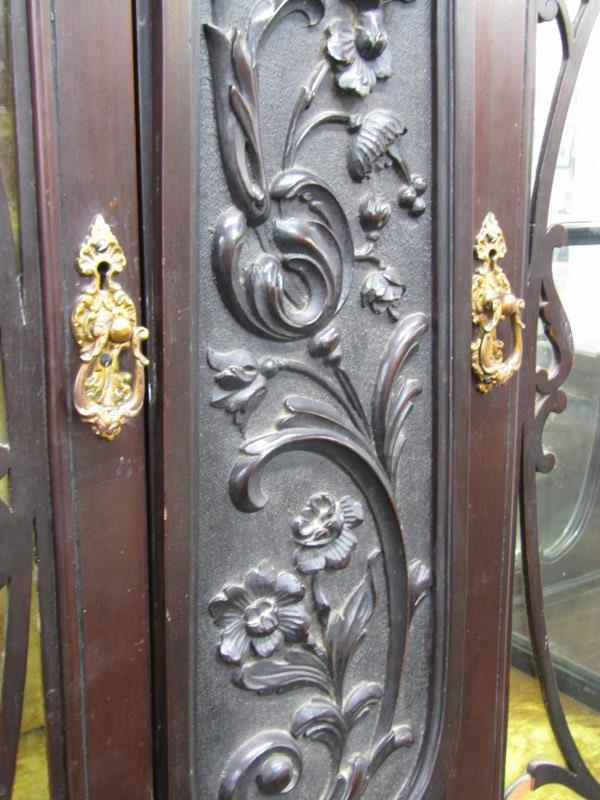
[471,213,524,393]
[71,215,149,440]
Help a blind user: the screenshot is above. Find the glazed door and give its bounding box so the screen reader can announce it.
[0,1,544,799]
[20,1,154,798]
[151,2,531,799]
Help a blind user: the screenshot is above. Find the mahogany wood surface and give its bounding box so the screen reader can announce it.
[28,1,154,797]
[446,1,534,798]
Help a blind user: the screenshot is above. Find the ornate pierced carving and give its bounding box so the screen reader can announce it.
[517,3,600,799]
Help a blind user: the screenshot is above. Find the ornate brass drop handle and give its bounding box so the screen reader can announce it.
[71,215,149,440]
[471,212,525,393]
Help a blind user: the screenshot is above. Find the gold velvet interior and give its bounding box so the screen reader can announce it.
[506,668,600,799]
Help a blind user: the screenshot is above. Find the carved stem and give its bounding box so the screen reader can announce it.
[282,58,331,170]
[288,112,353,168]
[333,367,371,438]
[279,360,370,436]
[355,241,383,268]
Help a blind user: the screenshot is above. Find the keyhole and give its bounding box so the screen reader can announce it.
[98,261,110,290]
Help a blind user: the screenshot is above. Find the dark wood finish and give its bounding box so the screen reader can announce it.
[517,2,600,797]
[151,3,195,798]
[446,2,534,798]
[152,2,479,798]
[28,2,153,798]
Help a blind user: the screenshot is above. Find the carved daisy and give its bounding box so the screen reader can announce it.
[325,10,391,97]
[292,493,364,573]
[209,561,310,664]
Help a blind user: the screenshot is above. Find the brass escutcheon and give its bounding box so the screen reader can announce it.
[471,212,525,393]
[71,215,149,440]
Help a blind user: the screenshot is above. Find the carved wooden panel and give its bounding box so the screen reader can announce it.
[178,1,455,797]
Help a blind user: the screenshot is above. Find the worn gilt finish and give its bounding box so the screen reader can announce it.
[200,0,444,796]
[471,213,524,393]
[71,215,149,440]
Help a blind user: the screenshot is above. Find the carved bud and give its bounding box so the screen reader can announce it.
[308,326,342,366]
[359,195,392,233]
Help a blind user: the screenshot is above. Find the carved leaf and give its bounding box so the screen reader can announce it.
[409,559,432,615]
[366,725,414,779]
[212,171,355,341]
[343,682,383,729]
[372,312,428,481]
[330,755,368,800]
[233,647,332,695]
[203,25,270,225]
[348,109,407,181]
[325,556,378,693]
[290,696,347,762]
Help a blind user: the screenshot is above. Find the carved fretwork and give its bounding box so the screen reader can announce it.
[515,2,600,799]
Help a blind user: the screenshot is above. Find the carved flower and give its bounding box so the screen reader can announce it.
[209,561,310,664]
[361,269,405,319]
[292,493,364,573]
[208,348,279,431]
[325,10,391,97]
[359,195,392,232]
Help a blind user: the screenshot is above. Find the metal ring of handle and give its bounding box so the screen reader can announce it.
[471,212,525,393]
[71,215,149,440]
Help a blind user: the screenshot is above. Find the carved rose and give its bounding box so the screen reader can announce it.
[292,493,364,573]
[361,270,405,319]
[209,561,310,664]
[325,10,391,97]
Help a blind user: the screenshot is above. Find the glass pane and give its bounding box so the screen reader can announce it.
[548,19,600,226]
[531,20,563,185]
[537,244,600,779]
[506,9,600,796]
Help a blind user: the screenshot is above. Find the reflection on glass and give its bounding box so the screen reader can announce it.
[531,19,563,184]
[547,18,600,226]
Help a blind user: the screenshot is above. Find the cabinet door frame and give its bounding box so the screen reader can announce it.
[28,2,154,798]
[146,1,527,798]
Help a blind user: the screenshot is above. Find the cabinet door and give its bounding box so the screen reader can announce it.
[151,2,530,798]
[26,2,154,798]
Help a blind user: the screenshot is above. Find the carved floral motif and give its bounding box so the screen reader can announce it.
[292,492,363,573]
[209,561,310,663]
[361,268,405,319]
[325,10,392,96]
